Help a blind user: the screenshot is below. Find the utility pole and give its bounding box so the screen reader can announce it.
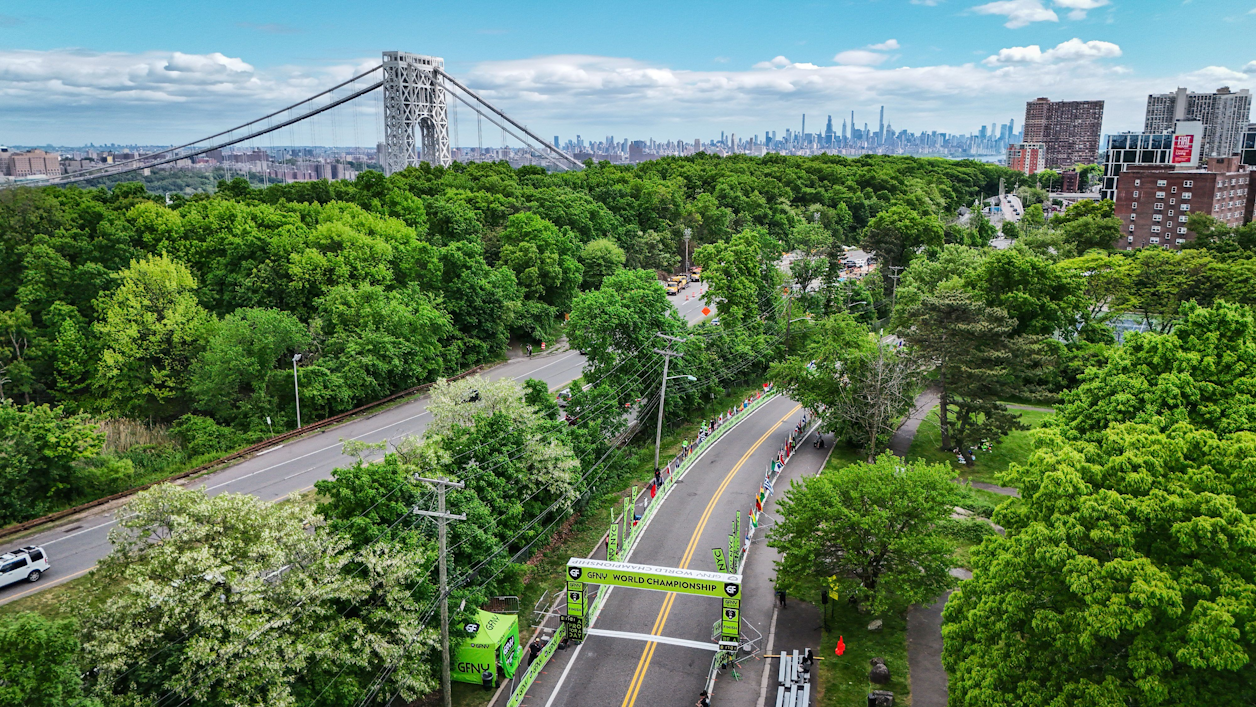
[784,286,794,342]
[683,228,692,275]
[413,477,467,707]
[652,334,688,474]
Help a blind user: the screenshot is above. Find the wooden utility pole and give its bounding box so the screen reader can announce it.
[413,476,467,707]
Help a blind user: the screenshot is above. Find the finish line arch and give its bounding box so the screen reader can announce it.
[564,558,742,647]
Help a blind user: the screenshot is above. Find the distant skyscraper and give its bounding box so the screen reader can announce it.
[825,115,834,144]
[1022,97,1105,169]
[553,136,559,147]
[879,106,885,145]
[801,115,806,137]
[1144,86,1252,159]
[1009,117,1016,139]
[842,119,848,142]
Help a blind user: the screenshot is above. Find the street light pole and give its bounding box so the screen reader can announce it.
[291,353,303,429]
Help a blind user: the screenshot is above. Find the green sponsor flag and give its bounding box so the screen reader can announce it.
[721,597,741,644]
[728,534,737,568]
[712,547,726,572]
[608,523,619,562]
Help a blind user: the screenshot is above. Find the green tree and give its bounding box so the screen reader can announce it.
[568,269,684,406]
[0,402,106,522]
[770,315,920,460]
[694,228,782,331]
[1054,301,1256,441]
[860,205,944,285]
[768,453,958,613]
[497,212,583,310]
[900,290,1029,464]
[91,254,216,419]
[967,246,1085,338]
[577,238,626,290]
[84,484,439,707]
[189,308,310,429]
[889,244,989,331]
[0,613,98,707]
[945,422,1256,706]
[314,284,451,406]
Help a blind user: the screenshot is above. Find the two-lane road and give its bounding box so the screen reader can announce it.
[0,283,713,606]
[522,394,827,707]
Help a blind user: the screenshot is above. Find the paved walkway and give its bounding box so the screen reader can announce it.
[969,481,1020,497]
[888,388,940,457]
[905,592,951,707]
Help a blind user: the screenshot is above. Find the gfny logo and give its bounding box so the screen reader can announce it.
[724,583,740,597]
[568,567,583,580]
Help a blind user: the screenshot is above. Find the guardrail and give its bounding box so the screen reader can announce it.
[0,361,501,541]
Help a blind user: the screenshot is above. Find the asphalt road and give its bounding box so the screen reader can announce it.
[521,394,827,707]
[0,283,714,606]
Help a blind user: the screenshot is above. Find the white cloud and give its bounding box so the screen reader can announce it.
[984,38,1122,65]
[1054,0,1110,20]
[1245,60,1256,73]
[868,39,901,51]
[911,0,943,5]
[4,46,1255,146]
[0,48,377,143]
[972,0,1059,28]
[833,49,891,66]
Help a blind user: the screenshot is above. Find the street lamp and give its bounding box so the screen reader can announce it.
[292,353,303,429]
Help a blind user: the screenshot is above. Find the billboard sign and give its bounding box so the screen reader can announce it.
[1171,134,1195,164]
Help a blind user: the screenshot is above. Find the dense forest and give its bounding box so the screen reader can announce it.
[7,151,1256,706]
[0,154,1012,524]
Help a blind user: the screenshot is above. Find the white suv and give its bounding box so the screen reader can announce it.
[0,546,50,588]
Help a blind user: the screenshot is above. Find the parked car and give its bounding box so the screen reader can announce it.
[556,389,572,408]
[0,546,49,588]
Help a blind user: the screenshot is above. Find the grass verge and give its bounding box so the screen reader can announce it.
[906,408,1052,486]
[779,574,912,707]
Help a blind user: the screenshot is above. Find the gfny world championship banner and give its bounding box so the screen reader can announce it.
[566,558,742,599]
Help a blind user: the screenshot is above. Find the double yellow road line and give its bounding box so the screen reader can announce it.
[619,403,800,707]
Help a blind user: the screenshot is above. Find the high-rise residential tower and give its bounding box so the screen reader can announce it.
[1145,87,1252,159]
[1022,97,1105,170]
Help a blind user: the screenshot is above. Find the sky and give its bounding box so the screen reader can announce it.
[2,0,1255,146]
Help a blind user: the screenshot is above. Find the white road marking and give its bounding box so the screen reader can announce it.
[512,352,580,380]
[255,444,285,456]
[41,517,125,546]
[584,628,719,652]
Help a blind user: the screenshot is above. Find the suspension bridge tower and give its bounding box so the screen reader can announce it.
[382,51,452,173]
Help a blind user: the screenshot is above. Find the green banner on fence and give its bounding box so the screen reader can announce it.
[506,630,560,707]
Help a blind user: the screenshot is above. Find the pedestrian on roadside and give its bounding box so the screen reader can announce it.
[529,638,543,666]
[654,468,663,491]
[696,690,711,707]
[777,588,787,609]
[526,343,532,357]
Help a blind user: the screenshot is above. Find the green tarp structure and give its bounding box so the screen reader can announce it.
[453,610,523,685]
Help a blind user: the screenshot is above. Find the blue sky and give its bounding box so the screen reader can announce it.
[2,0,1254,145]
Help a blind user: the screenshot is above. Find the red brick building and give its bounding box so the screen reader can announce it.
[1023,97,1105,170]
[1006,142,1045,175]
[1114,156,1254,250]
